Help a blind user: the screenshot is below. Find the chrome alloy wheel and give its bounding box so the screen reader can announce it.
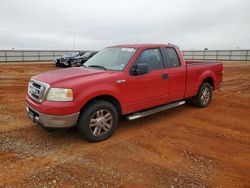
[89,109,113,136]
[200,87,210,105]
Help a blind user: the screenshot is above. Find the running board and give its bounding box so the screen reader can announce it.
[127,101,186,120]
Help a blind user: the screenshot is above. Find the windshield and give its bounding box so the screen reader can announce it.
[69,52,79,57]
[63,52,78,58]
[84,47,137,71]
[82,51,92,58]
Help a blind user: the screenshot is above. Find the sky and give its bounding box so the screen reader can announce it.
[0,0,249,50]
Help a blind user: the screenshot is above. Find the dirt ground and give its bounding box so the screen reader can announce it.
[0,61,249,188]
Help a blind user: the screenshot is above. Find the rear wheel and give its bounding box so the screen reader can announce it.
[192,82,212,107]
[78,100,118,142]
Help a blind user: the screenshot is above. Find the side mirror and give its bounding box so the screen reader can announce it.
[130,63,148,75]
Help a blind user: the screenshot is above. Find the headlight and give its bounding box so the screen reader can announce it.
[46,88,73,101]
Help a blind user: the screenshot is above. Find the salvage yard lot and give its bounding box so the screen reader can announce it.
[0,61,249,187]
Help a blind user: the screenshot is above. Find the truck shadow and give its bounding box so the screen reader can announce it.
[42,104,192,139]
[51,103,192,137]
[117,104,191,132]
[1,104,193,155]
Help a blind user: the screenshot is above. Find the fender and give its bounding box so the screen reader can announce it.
[75,83,123,112]
[196,69,216,93]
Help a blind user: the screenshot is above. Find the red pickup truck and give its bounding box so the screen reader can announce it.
[26,44,223,142]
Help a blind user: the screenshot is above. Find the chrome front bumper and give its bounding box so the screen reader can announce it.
[26,105,79,128]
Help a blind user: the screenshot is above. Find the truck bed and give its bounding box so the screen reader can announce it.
[185,60,221,66]
[184,60,223,98]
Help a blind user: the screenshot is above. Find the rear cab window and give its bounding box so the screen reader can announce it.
[163,48,181,68]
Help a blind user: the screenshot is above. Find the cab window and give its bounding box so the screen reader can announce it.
[134,48,164,71]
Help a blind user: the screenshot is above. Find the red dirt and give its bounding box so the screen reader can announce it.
[0,62,250,187]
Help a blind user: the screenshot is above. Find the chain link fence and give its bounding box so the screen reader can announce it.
[0,50,82,62]
[0,49,250,62]
[182,50,250,61]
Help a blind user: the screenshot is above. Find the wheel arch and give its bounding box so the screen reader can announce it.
[198,70,216,91]
[80,95,122,116]
[202,77,214,89]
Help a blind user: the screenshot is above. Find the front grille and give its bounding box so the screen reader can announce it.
[32,82,41,89]
[28,80,50,103]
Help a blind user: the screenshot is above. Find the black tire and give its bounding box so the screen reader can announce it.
[55,62,60,67]
[68,61,72,67]
[185,98,193,105]
[78,100,118,142]
[192,82,212,107]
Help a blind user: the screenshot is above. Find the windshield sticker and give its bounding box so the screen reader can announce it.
[121,48,135,52]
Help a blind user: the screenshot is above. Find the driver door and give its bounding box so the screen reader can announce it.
[121,48,169,113]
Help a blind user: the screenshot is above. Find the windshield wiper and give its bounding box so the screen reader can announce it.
[87,65,107,70]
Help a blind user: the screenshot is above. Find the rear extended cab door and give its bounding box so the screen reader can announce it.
[160,47,186,102]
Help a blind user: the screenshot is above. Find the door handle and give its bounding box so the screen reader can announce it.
[162,74,169,80]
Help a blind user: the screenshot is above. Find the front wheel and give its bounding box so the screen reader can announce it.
[78,100,118,142]
[192,82,212,107]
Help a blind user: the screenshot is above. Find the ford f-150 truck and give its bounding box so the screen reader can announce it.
[26,44,223,142]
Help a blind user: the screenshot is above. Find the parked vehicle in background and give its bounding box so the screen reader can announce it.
[52,52,85,67]
[71,51,98,67]
[27,44,223,142]
[51,56,61,66]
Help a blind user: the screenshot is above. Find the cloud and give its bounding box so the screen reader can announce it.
[0,0,249,50]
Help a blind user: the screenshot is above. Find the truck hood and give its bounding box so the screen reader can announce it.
[32,67,106,85]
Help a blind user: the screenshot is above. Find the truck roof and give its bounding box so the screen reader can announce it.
[109,44,177,49]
